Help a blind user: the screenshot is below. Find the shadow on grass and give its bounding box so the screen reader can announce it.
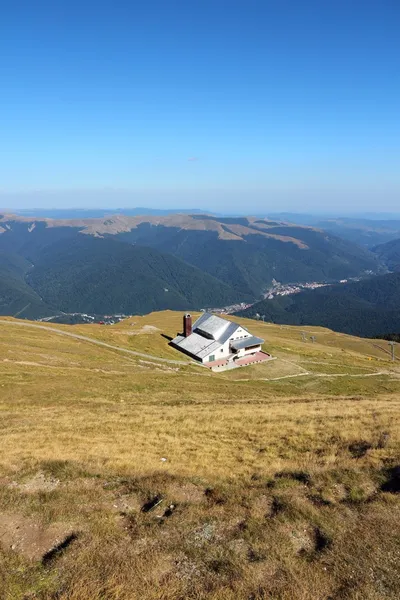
[161,333,173,342]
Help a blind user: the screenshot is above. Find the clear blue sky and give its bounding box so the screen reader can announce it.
[1,0,399,212]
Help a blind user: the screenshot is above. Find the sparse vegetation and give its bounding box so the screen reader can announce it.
[0,311,399,599]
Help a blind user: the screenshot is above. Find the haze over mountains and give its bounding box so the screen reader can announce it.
[268,213,400,248]
[0,212,384,323]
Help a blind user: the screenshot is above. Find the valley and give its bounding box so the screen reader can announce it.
[0,213,385,326]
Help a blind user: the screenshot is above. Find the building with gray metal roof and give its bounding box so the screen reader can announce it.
[171,312,265,364]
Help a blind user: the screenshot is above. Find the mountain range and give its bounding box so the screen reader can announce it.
[0,212,383,320]
[268,213,400,248]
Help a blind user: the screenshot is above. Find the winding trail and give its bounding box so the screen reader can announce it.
[237,370,396,383]
[0,320,190,366]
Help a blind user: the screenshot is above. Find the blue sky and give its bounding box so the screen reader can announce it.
[1,0,399,212]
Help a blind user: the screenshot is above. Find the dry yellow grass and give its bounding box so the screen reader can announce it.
[0,312,399,599]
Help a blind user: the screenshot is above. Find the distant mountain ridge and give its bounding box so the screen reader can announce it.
[11,207,207,219]
[0,213,384,320]
[268,213,400,248]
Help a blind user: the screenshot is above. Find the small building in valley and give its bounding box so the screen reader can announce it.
[171,313,271,369]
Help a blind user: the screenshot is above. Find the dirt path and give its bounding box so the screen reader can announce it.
[278,357,310,374]
[235,369,398,383]
[0,320,190,366]
[312,371,391,378]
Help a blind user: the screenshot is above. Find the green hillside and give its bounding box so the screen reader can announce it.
[114,217,382,296]
[26,236,249,314]
[0,214,382,302]
[237,273,400,337]
[373,238,400,271]
[0,251,53,318]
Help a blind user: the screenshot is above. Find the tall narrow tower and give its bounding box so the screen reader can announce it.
[183,313,192,337]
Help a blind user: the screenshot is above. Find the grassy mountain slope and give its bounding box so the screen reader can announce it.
[0,312,399,599]
[237,273,400,337]
[26,235,250,314]
[373,238,400,271]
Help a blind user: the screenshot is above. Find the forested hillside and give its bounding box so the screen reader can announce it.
[0,213,386,320]
[25,236,250,315]
[236,273,400,337]
[0,251,53,318]
[111,216,382,296]
[373,238,400,271]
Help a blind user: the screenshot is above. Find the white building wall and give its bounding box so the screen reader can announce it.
[202,338,231,362]
[197,326,257,363]
[231,327,248,339]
